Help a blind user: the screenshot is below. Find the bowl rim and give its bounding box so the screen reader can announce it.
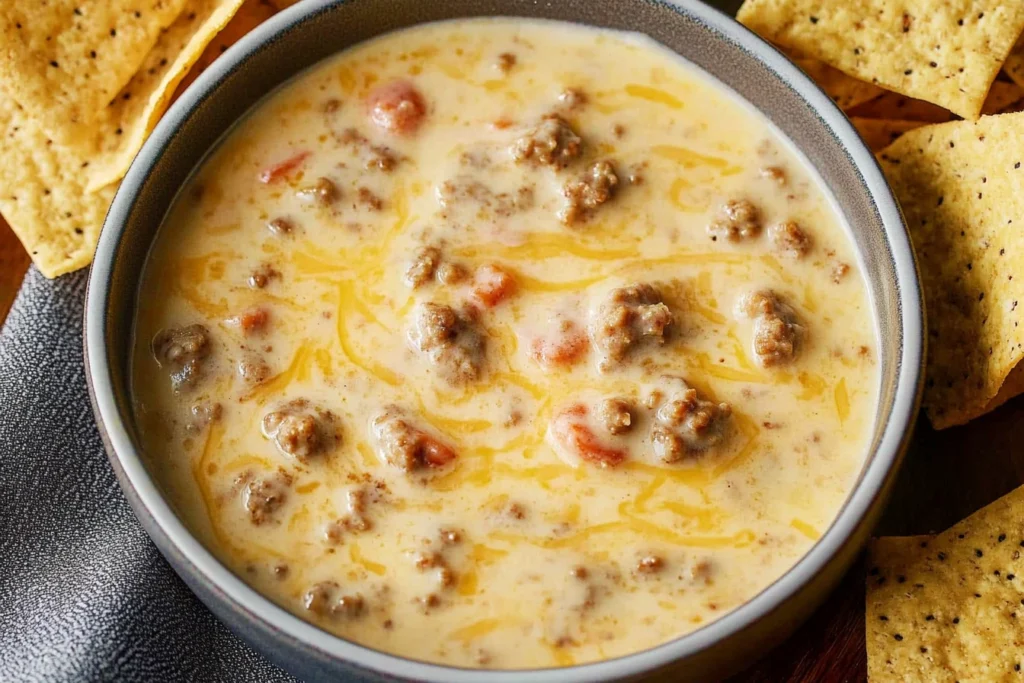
[85,0,924,680]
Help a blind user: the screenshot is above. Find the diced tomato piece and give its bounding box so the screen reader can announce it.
[259,151,311,184]
[472,263,517,308]
[229,307,269,335]
[368,80,426,135]
[420,434,457,468]
[531,320,589,368]
[551,404,627,468]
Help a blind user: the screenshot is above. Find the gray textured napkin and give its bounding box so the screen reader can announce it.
[0,268,293,682]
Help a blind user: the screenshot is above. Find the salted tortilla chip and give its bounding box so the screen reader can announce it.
[878,113,1024,428]
[171,0,278,100]
[0,0,189,145]
[1004,35,1024,89]
[847,92,950,123]
[981,81,1024,116]
[738,0,1024,119]
[0,96,116,278]
[788,54,884,111]
[867,485,1024,681]
[850,118,927,153]
[84,0,249,191]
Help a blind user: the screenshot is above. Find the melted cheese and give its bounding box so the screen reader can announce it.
[131,18,878,670]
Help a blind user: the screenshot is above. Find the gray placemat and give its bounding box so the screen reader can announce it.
[0,268,294,682]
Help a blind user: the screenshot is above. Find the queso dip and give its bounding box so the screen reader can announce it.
[132,18,878,669]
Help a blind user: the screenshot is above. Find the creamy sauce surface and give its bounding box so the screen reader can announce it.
[132,18,878,669]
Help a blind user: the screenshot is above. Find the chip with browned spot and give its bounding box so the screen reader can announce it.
[878,112,1024,428]
[867,485,1024,681]
[738,0,1024,119]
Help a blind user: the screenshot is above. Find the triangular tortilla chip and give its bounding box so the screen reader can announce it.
[849,117,927,153]
[84,0,249,191]
[0,0,264,277]
[878,113,1024,428]
[0,0,189,145]
[867,485,1024,681]
[788,54,885,111]
[982,81,1024,116]
[1004,35,1024,89]
[847,91,950,123]
[0,96,115,278]
[738,0,1024,119]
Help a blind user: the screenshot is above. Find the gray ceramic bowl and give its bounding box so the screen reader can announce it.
[85,0,924,680]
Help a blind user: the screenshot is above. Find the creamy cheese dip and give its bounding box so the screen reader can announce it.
[132,18,878,669]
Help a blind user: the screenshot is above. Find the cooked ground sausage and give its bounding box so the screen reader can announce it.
[559,160,619,225]
[298,176,341,206]
[496,52,517,74]
[357,187,384,211]
[512,115,582,168]
[248,263,280,289]
[152,324,211,392]
[261,399,339,461]
[409,303,485,384]
[336,127,400,171]
[737,290,804,367]
[597,397,633,435]
[371,405,457,472]
[303,581,365,618]
[368,80,427,135]
[237,354,271,385]
[436,176,534,218]
[707,199,761,242]
[592,283,673,370]
[768,221,811,259]
[405,245,442,288]
[650,380,731,463]
[241,469,293,525]
[557,87,588,110]
[267,216,294,236]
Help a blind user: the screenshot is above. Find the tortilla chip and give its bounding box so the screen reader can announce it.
[0,97,116,278]
[789,54,885,111]
[737,0,1024,119]
[866,485,1024,681]
[0,0,190,145]
[171,0,278,100]
[981,81,1024,116]
[84,0,249,191]
[1004,35,1024,89]
[850,118,927,153]
[847,92,950,123]
[877,113,1024,428]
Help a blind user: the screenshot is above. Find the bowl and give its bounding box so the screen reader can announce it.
[84,0,924,680]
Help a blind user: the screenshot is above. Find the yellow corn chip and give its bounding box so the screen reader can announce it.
[84,0,249,191]
[847,92,950,123]
[0,97,116,278]
[0,0,190,145]
[850,118,927,153]
[171,0,278,102]
[1004,35,1024,89]
[0,0,255,277]
[738,0,1024,119]
[982,81,1024,116]
[789,54,885,111]
[867,485,1024,681]
[878,113,1024,428]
